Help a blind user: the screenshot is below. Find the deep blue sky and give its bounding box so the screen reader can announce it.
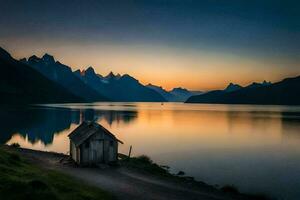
[0,0,299,89]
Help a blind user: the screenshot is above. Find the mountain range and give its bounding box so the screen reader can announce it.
[186,77,300,105]
[0,47,82,104]
[146,84,202,102]
[21,54,108,102]
[1,46,298,105]
[19,49,199,102]
[73,67,166,102]
[0,47,198,103]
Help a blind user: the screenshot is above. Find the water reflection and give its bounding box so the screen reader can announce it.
[1,106,137,146]
[2,103,300,199]
[0,106,78,145]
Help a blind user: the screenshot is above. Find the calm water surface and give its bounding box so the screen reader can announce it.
[2,103,300,199]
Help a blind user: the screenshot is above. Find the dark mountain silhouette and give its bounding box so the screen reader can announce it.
[223,81,272,93]
[224,83,243,92]
[245,80,272,89]
[0,47,82,104]
[22,54,108,102]
[74,67,166,102]
[186,76,300,105]
[146,84,176,101]
[146,84,202,102]
[170,87,202,101]
[80,109,138,125]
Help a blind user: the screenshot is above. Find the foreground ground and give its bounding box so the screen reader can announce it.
[2,146,269,200]
[0,146,272,200]
[0,146,114,200]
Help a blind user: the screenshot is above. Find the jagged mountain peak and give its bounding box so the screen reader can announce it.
[85,66,96,75]
[246,80,271,88]
[224,82,242,92]
[79,67,105,78]
[122,73,131,78]
[28,55,41,62]
[262,80,272,85]
[42,53,55,63]
[170,87,189,93]
[104,71,122,81]
[105,71,116,78]
[19,58,27,62]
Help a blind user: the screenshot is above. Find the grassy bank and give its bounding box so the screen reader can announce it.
[0,146,115,200]
[119,154,273,200]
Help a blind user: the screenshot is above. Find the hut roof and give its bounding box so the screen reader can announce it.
[68,121,123,147]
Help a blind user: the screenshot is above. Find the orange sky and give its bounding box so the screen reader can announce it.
[3,41,300,91]
[1,0,299,91]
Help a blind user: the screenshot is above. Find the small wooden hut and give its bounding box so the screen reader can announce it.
[68,121,123,165]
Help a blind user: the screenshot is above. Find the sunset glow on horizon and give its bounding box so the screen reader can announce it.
[1,0,299,90]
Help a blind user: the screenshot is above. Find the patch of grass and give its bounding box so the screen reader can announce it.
[120,154,169,176]
[135,155,153,164]
[0,146,115,200]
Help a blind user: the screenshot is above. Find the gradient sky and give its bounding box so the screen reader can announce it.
[0,0,299,90]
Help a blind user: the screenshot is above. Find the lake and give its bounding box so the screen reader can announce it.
[2,102,300,199]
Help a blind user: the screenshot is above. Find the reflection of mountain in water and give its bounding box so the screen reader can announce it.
[0,106,79,145]
[81,109,138,125]
[0,106,137,145]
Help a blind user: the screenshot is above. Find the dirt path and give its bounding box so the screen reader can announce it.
[16,148,248,200]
